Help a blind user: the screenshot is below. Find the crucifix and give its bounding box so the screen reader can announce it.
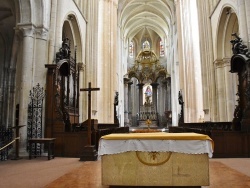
[80,82,100,146]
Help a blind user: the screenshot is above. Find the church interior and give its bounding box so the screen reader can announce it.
[0,0,250,187]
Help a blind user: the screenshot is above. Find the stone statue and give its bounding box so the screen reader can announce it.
[178,91,184,105]
[114,91,119,106]
[56,38,71,62]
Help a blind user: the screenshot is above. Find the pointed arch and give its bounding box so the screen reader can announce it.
[215,6,239,121]
[62,13,82,62]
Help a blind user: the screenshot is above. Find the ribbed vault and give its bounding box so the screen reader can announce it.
[118,0,175,45]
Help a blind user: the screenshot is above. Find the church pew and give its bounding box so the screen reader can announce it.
[169,122,250,158]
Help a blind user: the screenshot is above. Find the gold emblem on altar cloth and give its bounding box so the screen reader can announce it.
[136,151,172,166]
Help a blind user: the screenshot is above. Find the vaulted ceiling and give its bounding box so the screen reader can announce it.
[0,0,15,40]
[0,0,16,71]
[118,0,175,46]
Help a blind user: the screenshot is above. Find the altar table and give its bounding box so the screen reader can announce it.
[98,132,213,187]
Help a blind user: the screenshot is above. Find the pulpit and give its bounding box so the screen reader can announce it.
[44,38,88,157]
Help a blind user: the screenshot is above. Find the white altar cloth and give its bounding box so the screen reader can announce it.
[98,132,213,158]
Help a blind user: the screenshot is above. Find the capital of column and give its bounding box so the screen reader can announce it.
[222,57,231,66]
[16,23,35,37]
[137,83,144,89]
[151,82,159,88]
[35,26,49,40]
[123,77,130,85]
[78,62,85,71]
[162,77,171,87]
[16,23,48,40]
[214,59,224,68]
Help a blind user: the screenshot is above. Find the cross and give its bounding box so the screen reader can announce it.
[80,82,100,146]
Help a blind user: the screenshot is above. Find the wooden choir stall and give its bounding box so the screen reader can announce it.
[45,38,90,157]
[44,38,129,158]
[98,132,213,187]
[169,34,250,158]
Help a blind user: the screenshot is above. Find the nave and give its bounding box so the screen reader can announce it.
[0,157,250,188]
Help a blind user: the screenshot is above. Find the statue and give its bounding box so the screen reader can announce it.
[178,91,184,123]
[178,91,184,105]
[114,91,119,125]
[230,33,250,57]
[56,38,71,62]
[145,86,152,97]
[114,91,119,106]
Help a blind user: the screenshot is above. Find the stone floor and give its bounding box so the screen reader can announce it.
[0,157,250,188]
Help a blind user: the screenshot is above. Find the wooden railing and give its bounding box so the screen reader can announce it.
[95,127,129,150]
[169,122,250,158]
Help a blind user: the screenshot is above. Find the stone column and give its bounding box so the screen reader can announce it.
[223,58,236,121]
[137,83,144,116]
[123,78,130,126]
[85,0,99,119]
[6,30,20,128]
[128,81,133,126]
[17,25,35,155]
[162,77,171,111]
[78,63,85,121]
[167,77,171,110]
[151,83,159,125]
[97,0,118,123]
[151,83,159,110]
[48,0,58,64]
[214,59,227,121]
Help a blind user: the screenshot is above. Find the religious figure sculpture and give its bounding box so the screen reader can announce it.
[143,40,150,51]
[56,38,71,62]
[145,86,152,97]
[114,91,119,105]
[178,91,184,105]
[114,91,119,125]
[178,91,184,123]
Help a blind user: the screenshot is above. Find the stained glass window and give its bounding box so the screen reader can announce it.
[129,41,134,58]
[160,40,165,57]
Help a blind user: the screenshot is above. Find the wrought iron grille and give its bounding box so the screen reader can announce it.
[27,83,45,154]
[0,127,13,161]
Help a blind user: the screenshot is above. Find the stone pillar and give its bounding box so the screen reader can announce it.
[48,0,58,64]
[137,83,144,116]
[151,83,159,111]
[123,78,130,126]
[214,59,227,121]
[167,78,171,110]
[85,0,99,120]
[223,58,236,121]
[78,63,85,122]
[17,25,35,155]
[97,0,118,123]
[162,77,171,110]
[128,81,133,126]
[6,31,20,128]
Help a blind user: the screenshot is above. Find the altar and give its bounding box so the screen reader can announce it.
[98,132,213,187]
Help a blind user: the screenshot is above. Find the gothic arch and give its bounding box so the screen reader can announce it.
[18,0,50,29]
[62,13,82,62]
[215,6,239,122]
[217,7,238,59]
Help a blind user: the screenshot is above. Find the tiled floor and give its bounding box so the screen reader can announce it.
[0,157,250,188]
[211,158,250,177]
